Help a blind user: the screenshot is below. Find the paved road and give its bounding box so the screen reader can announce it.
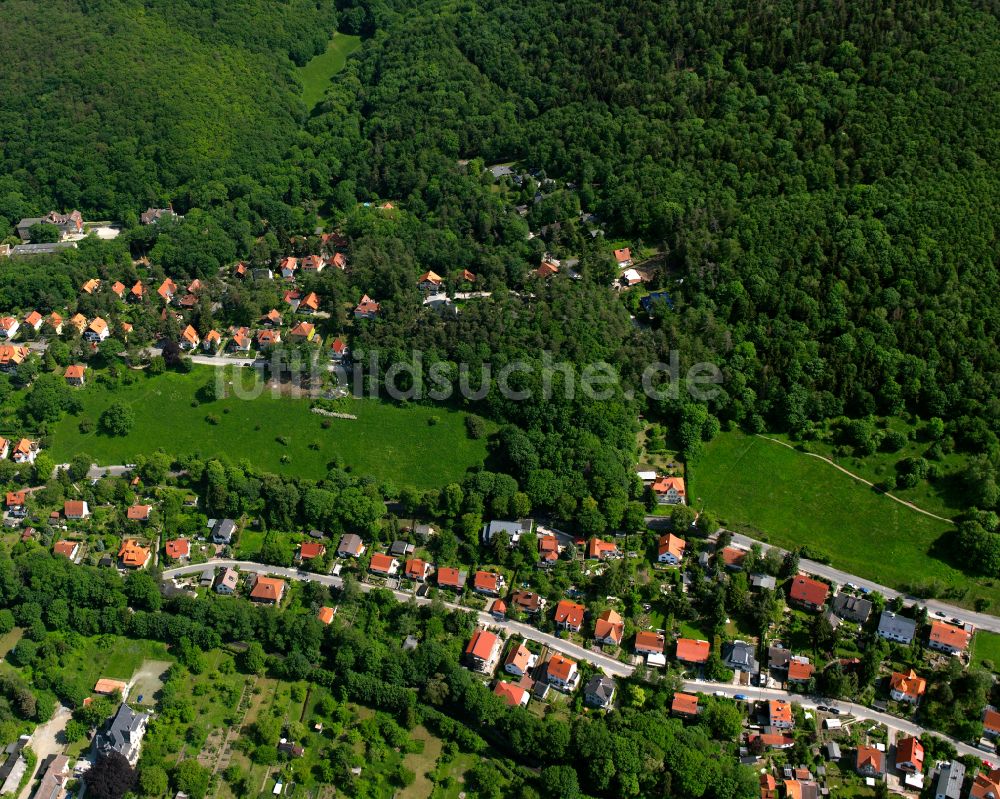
[161,559,991,757]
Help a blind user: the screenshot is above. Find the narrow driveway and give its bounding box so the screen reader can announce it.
[19,705,72,799]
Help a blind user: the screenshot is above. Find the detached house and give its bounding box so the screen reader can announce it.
[877,610,917,645]
[164,538,189,560]
[672,692,699,718]
[297,542,326,562]
[81,278,101,295]
[676,638,711,665]
[68,313,88,334]
[651,476,686,505]
[64,364,86,386]
[128,281,146,303]
[538,534,559,565]
[85,317,110,342]
[257,329,281,349]
[657,533,686,564]
[94,704,149,766]
[23,311,43,332]
[788,576,829,611]
[831,593,873,624]
[354,294,381,320]
[157,278,177,303]
[856,745,884,778]
[53,540,79,559]
[494,681,529,708]
[369,553,399,576]
[249,575,286,604]
[465,628,501,673]
[336,533,366,558]
[504,643,536,677]
[510,590,545,615]
[768,699,794,730]
[0,345,29,374]
[229,328,252,352]
[553,600,586,632]
[587,538,619,560]
[889,669,926,703]
[211,518,237,545]
[584,674,616,709]
[180,325,200,350]
[202,330,221,353]
[614,247,633,267]
[983,707,1000,738]
[545,653,579,691]
[12,439,38,464]
[635,631,666,656]
[928,621,972,655]
[404,558,432,581]
[787,656,815,683]
[5,491,26,517]
[214,567,239,594]
[472,570,504,597]
[895,736,924,774]
[298,292,320,314]
[289,322,315,342]
[330,337,349,361]
[0,318,19,340]
[418,271,443,292]
[46,312,63,334]
[118,540,150,569]
[279,256,298,279]
[301,255,325,273]
[64,500,90,520]
[436,567,467,590]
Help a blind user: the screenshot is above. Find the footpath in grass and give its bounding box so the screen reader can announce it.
[297,32,362,109]
[693,432,999,610]
[48,367,488,489]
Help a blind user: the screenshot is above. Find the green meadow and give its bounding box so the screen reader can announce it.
[297,32,362,109]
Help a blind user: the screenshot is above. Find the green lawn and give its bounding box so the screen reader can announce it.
[297,32,362,109]
[48,367,489,489]
[694,432,999,610]
[971,632,1000,673]
[58,636,172,689]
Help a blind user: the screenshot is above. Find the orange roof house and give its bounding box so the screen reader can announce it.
[127,504,152,521]
[180,325,200,347]
[768,699,794,729]
[354,294,380,319]
[888,669,926,703]
[594,609,624,646]
[651,475,686,504]
[787,657,815,682]
[504,643,533,676]
[53,540,79,559]
[536,260,559,278]
[46,312,63,332]
[760,773,777,799]
[587,538,619,560]
[635,630,666,655]
[404,558,431,581]
[117,539,150,569]
[895,736,924,773]
[298,292,320,313]
[613,247,632,265]
[164,538,189,559]
[553,600,586,631]
[494,680,528,708]
[369,553,399,576]
[672,692,699,717]
[5,491,26,509]
[24,310,43,330]
[94,679,128,696]
[676,638,710,664]
[472,570,504,596]
[657,533,686,564]
[64,364,86,385]
[257,329,281,348]
[538,534,559,563]
[983,707,1000,737]
[460,269,476,283]
[418,271,443,289]
[317,606,335,625]
[856,745,884,776]
[129,281,145,301]
[971,769,1000,799]
[64,500,89,519]
[465,628,500,671]
[289,321,315,341]
[720,546,748,569]
[545,653,578,688]
[928,620,972,654]
[157,278,178,301]
[297,542,326,561]
[249,575,286,604]
[436,567,466,590]
[81,278,101,294]
[0,345,30,369]
[111,281,126,298]
[788,575,830,610]
[69,313,87,333]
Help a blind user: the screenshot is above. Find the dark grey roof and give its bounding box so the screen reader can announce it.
[751,574,777,590]
[826,741,841,760]
[831,593,873,623]
[95,704,149,758]
[212,518,236,543]
[724,641,758,672]
[9,242,78,256]
[389,540,414,557]
[0,737,27,783]
[584,675,615,705]
[934,761,965,799]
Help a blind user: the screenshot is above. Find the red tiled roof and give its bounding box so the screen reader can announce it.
[651,476,685,497]
[788,658,814,681]
[6,491,26,507]
[889,669,926,698]
[587,538,618,559]
[298,542,326,560]
[895,737,923,770]
[672,692,699,716]
[676,638,710,663]
[614,247,632,262]
[789,575,830,607]
[493,681,527,707]
[165,538,189,559]
[53,540,78,558]
[64,500,87,517]
[117,539,150,568]
[317,606,335,624]
[64,364,86,380]
[465,628,499,661]
[856,745,883,773]
[635,630,666,653]
[404,558,428,579]
[437,567,463,588]
[594,609,624,644]
[369,553,396,574]
[546,653,576,682]
[553,600,586,628]
[769,699,793,724]
[658,533,686,560]
[984,707,1000,734]
[250,576,285,602]
[929,620,971,652]
[473,571,501,593]
[504,643,532,673]
[127,504,151,520]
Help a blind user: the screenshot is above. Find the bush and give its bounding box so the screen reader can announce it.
[205,414,220,425]
[78,418,94,434]
[427,415,440,426]
[465,414,487,439]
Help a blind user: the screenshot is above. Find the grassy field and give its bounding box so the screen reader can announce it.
[57,636,172,689]
[971,632,1000,673]
[694,432,1000,610]
[297,32,362,109]
[48,367,489,488]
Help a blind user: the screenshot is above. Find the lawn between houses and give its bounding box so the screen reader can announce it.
[48,367,489,489]
[296,32,362,109]
[693,431,1000,611]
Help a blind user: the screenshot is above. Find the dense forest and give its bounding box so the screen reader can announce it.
[2,0,1000,523]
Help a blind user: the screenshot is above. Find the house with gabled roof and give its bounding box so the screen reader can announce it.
[211,518,237,545]
[831,593,873,624]
[856,745,884,777]
[928,620,972,655]
[584,674,616,709]
[536,260,559,279]
[180,325,200,350]
[769,699,794,729]
[317,606,335,625]
[465,628,501,673]
[436,566,466,590]
[330,252,347,270]
[404,558,432,581]
[157,278,177,302]
[202,330,222,353]
[0,317,19,340]
[64,364,86,386]
[553,600,585,632]
[301,255,326,273]
[354,294,381,320]
[614,247,633,267]
[538,534,559,565]
[164,538,189,560]
[68,313,87,334]
[257,329,281,349]
[298,292,320,314]
[504,642,535,677]
[545,653,579,691]
[297,542,326,562]
[676,638,710,665]
[279,256,298,279]
[249,574,286,604]
[972,768,1000,799]
[118,540,150,569]
[418,271,443,292]
[587,538,619,560]
[53,540,80,560]
[672,692,699,718]
[214,567,239,594]
[5,490,26,516]
[11,438,38,464]
[895,736,924,773]
[0,345,30,373]
[510,590,545,615]
[228,327,252,352]
[889,669,926,703]
[494,680,529,708]
[651,475,686,504]
[594,609,624,646]
[720,546,748,570]
[85,317,110,342]
[472,570,504,597]
[788,575,829,611]
[94,703,149,766]
[64,500,90,520]
[658,533,686,564]
[369,553,399,576]
[127,504,152,521]
[289,321,315,342]
[81,278,101,295]
[787,656,814,683]
[46,312,63,334]
[877,610,916,645]
[983,706,1000,738]
[636,630,666,656]
[23,311,43,332]
[330,337,349,361]
[127,281,145,303]
[336,534,365,558]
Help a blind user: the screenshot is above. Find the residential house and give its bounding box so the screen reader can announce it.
[5,491,26,517]
[676,638,711,666]
[126,504,151,522]
[768,699,794,730]
[934,761,966,799]
[23,311,43,332]
[788,576,830,611]
[509,590,545,615]
[369,553,399,576]
[32,753,70,799]
[94,679,128,697]
[749,733,795,750]
[289,321,315,342]
[856,745,884,778]
[723,640,758,673]
[297,542,326,562]
[128,281,145,303]
[68,313,88,334]
[279,257,298,279]
[330,337,349,362]
[614,247,633,267]
[983,707,1000,738]
[53,540,79,560]
[141,207,178,225]
[831,593,873,624]
[889,669,927,703]
[672,692,699,718]
[787,656,814,683]
[490,599,507,620]
[164,538,190,560]
[330,252,347,270]
[658,533,686,564]
[46,312,63,334]
[760,773,777,799]
[636,631,666,665]
[354,294,381,320]
[587,538,619,560]
[336,533,366,558]
[85,317,110,342]
[553,600,586,632]
[877,611,917,645]
[301,255,326,273]
[418,271,443,292]
[179,325,200,349]
[94,704,149,765]
[482,518,533,544]
[118,540,150,569]
[64,364,86,386]
[546,653,579,691]
[494,681,529,708]
[0,737,29,796]
[465,628,501,673]
[317,607,335,625]
[0,438,6,460]
[214,567,239,594]
[472,570,504,596]
[14,210,83,240]
[249,575,286,604]
[536,260,559,279]
[584,674,616,709]
[720,546,748,570]
[971,769,1000,799]
[202,330,222,353]
[81,278,101,295]
[436,567,467,590]
[11,439,37,464]
[261,308,282,327]
[0,317,19,339]
[0,345,29,374]
[538,534,559,565]
[752,574,777,590]
[928,621,972,655]
[504,643,536,677]
[256,329,281,349]
[158,278,178,303]
[109,281,126,299]
[212,518,237,545]
[594,609,625,646]
[404,558,432,582]
[651,476,686,504]
[64,500,90,519]
[896,736,924,773]
[298,292,320,314]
